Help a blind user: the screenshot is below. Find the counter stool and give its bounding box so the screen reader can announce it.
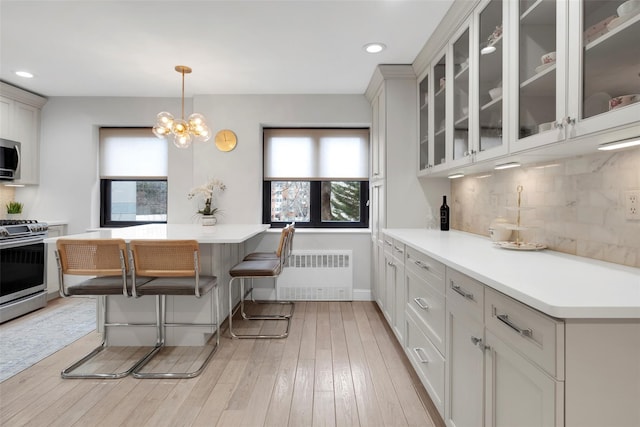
[128,239,220,379]
[55,238,160,379]
[228,225,295,339]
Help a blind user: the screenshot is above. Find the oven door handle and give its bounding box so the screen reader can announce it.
[0,235,45,249]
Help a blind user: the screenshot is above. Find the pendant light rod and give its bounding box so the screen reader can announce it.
[175,65,192,120]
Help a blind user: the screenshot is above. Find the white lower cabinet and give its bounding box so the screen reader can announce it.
[484,329,563,427]
[445,303,484,427]
[387,243,639,427]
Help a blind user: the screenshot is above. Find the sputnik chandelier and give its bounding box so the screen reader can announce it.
[152,65,211,148]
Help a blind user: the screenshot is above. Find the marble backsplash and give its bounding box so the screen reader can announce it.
[451,147,640,268]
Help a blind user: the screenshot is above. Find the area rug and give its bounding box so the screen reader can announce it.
[0,297,96,382]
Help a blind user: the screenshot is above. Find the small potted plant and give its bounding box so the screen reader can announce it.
[187,178,226,225]
[6,201,23,219]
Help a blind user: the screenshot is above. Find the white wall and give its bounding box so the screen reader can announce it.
[18,93,374,295]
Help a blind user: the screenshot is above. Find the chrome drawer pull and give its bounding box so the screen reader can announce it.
[414,259,430,270]
[393,245,404,254]
[451,282,474,301]
[470,336,490,351]
[413,347,429,364]
[413,297,429,310]
[384,240,393,246]
[496,313,533,338]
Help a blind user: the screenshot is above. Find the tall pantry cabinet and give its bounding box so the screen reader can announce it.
[366,65,432,341]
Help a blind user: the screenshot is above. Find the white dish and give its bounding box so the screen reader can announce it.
[489,87,502,100]
[495,241,546,251]
[535,61,555,74]
[538,121,555,132]
[617,0,640,17]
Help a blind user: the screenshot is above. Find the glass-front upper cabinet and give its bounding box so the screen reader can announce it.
[568,0,640,136]
[515,0,565,147]
[452,27,471,164]
[433,53,447,168]
[476,0,508,160]
[418,73,430,171]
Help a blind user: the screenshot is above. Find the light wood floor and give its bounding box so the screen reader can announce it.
[0,299,444,427]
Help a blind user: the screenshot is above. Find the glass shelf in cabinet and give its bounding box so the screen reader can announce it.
[481,96,502,112]
[520,65,555,96]
[454,64,470,80]
[520,0,555,24]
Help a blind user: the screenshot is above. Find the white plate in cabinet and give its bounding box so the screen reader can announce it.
[485,287,565,379]
[406,312,445,417]
[406,268,446,354]
[405,246,445,294]
[446,268,484,323]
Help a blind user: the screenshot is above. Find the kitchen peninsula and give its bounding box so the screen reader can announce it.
[44,223,269,346]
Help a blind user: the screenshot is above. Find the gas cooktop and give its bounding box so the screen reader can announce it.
[0,219,41,226]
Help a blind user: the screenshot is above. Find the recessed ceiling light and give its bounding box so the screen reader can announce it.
[447,173,465,179]
[15,71,34,78]
[364,43,386,54]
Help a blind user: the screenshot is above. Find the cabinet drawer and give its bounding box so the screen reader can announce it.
[446,268,484,323]
[406,268,446,353]
[406,312,445,416]
[382,236,405,260]
[405,246,445,293]
[485,287,564,379]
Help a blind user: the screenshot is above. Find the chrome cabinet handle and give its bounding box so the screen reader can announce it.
[413,347,429,363]
[413,297,429,310]
[387,261,396,268]
[384,240,393,246]
[470,336,490,351]
[563,116,576,126]
[451,282,474,301]
[496,313,533,338]
[393,245,404,254]
[414,259,430,270]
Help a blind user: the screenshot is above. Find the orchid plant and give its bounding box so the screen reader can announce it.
[187,178,226,216]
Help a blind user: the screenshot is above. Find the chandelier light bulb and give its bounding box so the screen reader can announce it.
[153,66,211,148]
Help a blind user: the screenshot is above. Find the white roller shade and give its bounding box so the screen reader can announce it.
[100,128,168,178]
[264,128,369,180]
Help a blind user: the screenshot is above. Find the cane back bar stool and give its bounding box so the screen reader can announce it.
[55,238,159,379]
[128,239,220,379]
[228,224,295,339]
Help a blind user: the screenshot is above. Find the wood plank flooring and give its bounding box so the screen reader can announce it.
[0,299,444,427]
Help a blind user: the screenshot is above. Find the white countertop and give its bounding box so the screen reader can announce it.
[383,229,640,319]
[44,223,270,244]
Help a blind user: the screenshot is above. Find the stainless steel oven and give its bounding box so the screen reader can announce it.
[0,220,48,323]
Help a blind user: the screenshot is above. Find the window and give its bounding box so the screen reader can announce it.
[263,128,369,228]
[99,128,168,227]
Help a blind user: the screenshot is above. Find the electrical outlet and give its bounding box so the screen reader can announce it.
[625,190,640,220]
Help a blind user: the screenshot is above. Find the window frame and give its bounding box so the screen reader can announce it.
[262,180,369,229]
[100,178,168,228]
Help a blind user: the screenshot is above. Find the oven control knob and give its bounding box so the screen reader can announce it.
[0,228,8,237]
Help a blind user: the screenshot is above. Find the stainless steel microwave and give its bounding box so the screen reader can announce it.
[0,138,21,181]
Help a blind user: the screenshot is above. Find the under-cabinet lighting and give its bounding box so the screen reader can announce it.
[363,43,386,54]
[597,138,640,151]
[447,173,465,179]
[3,183,25,187]
[494,162,521,170]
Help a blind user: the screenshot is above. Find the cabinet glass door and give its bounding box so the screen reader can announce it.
[453,28,471,162]
[433,55,447,167]
[478,0,504,154]
[581,1,640,120]
[518,0,558,139]
[419,74,430,171]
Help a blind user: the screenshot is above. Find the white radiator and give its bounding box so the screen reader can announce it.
[277,250,353,301]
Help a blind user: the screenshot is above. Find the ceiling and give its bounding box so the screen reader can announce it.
[0,0,453,98]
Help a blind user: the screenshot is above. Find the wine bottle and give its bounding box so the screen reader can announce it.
[440,195,450,231]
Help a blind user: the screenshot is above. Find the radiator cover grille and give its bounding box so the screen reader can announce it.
[277,250,353,301]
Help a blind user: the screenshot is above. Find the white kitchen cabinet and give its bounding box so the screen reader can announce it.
[484,330,563,427]
[0,83,47,185]
[445,268,486,427]
[382,236,405,343]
